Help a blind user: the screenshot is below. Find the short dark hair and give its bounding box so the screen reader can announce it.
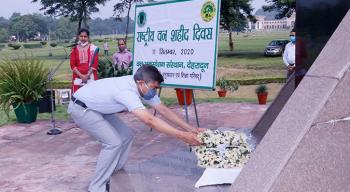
[118,39,126,45]
[78,28,90,37]
[134,65,164,83]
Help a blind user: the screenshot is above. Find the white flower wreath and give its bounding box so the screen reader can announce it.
[193,130,252,168]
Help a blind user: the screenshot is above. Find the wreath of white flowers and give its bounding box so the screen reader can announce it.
[193,130,252,168]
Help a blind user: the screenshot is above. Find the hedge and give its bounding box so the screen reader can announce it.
[50,43,57,47]
[51,77,286,89]
[23,44,43,49]
[233,77,286,86]
[11,44,21,50]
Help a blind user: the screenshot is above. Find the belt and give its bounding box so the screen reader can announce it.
[71,96,87,109]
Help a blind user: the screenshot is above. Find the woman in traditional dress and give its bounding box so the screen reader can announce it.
[70,28,99,93]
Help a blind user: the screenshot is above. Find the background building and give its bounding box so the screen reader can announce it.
[249,9,295,31]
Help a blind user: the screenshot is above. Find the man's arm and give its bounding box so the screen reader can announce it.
[112,53,118,66]
[153,103,198,133]
[132,108,202,145]
[283,44,290,67]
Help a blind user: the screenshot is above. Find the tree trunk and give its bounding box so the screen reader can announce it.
[76,19,82,43]
[83,12,89,30]
[229,30,234,51]
[125,1,132,44]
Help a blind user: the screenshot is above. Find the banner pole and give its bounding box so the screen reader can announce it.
[182,89,189,123]
[192,90,200,127]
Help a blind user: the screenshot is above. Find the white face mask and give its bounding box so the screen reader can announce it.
[79,41,89,47]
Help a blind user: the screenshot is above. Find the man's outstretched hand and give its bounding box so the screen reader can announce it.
[179,131,203,146]
[191,128,207,134]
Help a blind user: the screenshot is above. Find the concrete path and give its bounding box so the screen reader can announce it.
[0,103,267,192]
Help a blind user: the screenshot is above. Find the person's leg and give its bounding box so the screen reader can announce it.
[104,114,134,172]
[286,69,294,79]
[69,103,124,192]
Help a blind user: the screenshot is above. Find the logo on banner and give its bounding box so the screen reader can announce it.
[137,11,147,27]
[201,1,216,22]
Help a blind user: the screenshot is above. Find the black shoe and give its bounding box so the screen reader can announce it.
[106,180,110,192]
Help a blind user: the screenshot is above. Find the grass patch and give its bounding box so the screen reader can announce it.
[0,31,289,81]
[0,104,70,126]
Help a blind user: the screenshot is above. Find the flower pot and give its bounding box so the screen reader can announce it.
[38,90,56,113]
[175,88,193,105]
[257,92,268,105]
[217,90,227,97]
[13,102,38,123]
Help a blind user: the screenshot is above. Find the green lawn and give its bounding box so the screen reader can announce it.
[0,104,71,126]
[0,31,289,81]
[0,31,289,125]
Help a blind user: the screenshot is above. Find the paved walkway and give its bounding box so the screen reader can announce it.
[0,103,267,192]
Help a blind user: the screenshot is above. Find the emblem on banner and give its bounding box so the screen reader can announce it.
[137,11,147,27]
[201,1,216,22]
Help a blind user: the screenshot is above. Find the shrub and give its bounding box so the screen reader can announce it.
[11,44,21,50]
[23,44,42,49]
[0,57,49,116]
[7,43,13,47]
[40,41,47,45]
[98,57,132,78]
[50,43,57,47]
[255,84,268,94]
[217,77,239,92]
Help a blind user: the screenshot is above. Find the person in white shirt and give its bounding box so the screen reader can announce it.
[103,41,109,56]
[283,30,296,79]
[68,65,203,192]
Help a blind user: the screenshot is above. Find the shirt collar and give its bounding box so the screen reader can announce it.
[130,76,141,97]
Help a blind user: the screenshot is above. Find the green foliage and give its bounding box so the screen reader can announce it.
[0,28,8,43]
[0,44,5,48]
[9,14,48,41]
[114,0,143,39]
[7,43,13,47]
[0,57,49,116]
[32,0,109,34]
[255,84,268,94]
[50,43,57,47]
[220,0,255,31]
[220,0,255,51]
[263,0,296,19]
[23,43,43,49]
[11,44,21,50]
[217,77,239,92]
[98,57,132,79]
[236,77,286,85]
[55,17,77,40]
[40,41,47,45]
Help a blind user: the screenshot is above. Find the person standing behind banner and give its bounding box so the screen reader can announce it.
[70,28,99,93]
[112,39,132,71]
[283,30,296,79]
[103,41,109,56]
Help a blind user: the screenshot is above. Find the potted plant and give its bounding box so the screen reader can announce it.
[0,57,49,123]
[175,88,193,105]
[256,84,268,105]
[217,77,239,97]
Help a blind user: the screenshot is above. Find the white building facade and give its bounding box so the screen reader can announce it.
[249,13,295,31]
